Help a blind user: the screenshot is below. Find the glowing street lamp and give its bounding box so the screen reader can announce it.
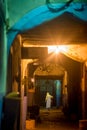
[48,45,67,54]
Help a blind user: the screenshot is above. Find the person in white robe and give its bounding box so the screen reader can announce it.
[45,92,53,110]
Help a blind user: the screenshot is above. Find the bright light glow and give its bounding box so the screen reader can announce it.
[48,45,68,54]
[31,78,34,83]
[55,47,60,54]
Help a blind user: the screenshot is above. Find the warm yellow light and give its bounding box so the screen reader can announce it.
[48,45,67,54]
[55,47,60,54]
[48,46,56,53]
[31,78,34,83]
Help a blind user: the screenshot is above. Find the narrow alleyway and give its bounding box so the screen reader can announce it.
[28,108,79,130]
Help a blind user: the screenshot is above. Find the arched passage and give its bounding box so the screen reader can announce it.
[33,63,68,109]
[0,1,87,129]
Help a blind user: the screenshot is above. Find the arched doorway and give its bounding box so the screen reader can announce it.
[34,79,62,108]
[33,63,68,110]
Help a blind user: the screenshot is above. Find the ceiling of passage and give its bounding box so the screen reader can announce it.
[21,13,87,45]
[21,13,87,62]
[6,1,87,62]
[7,1,87,49]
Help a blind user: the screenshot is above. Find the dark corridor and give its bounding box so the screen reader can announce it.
[35,79,62,108]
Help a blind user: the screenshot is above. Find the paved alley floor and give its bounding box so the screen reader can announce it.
[34,108,79,130]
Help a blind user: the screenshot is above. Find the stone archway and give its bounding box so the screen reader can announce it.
[33,63,68,108]
[34,63,65,78]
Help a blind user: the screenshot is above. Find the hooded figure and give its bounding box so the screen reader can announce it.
[45,92,53,110]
